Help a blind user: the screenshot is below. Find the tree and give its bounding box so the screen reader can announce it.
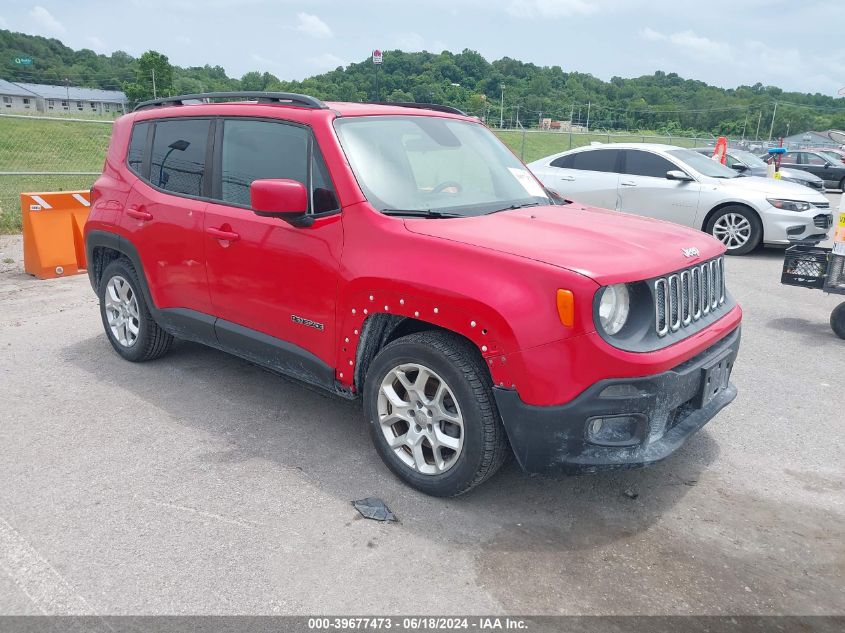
[123,50,173,102]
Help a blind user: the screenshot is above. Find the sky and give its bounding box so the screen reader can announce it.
[1,0,843,96]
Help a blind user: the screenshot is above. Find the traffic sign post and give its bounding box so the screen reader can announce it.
[372,49,383,102]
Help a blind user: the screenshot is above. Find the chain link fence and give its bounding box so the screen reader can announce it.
[0,113,111,232]
[0,112,800,232]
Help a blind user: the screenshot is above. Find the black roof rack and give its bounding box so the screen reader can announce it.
[372,102,468,116]
[134,91,328,112]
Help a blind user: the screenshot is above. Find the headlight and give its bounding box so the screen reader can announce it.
[598,284,630,335]
[767,198,813,212]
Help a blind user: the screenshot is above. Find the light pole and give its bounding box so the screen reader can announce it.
[499,84,504,129]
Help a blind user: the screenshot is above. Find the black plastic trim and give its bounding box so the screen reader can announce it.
[369,102,467,116]
[494,327,741,474]
[135,92,328,112]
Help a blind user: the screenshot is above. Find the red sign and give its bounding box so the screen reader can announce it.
[372,49,383,65]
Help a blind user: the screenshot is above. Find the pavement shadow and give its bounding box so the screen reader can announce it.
[64,335,719,552]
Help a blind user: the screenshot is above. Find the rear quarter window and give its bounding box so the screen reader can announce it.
[126,122,149,176]
[149,119,210,197]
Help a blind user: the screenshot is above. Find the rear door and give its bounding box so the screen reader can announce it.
[203,117,343,367]
[617,149,701,225]
[120,117,212,313]
[545,148,621,210]
[799,152,842,187]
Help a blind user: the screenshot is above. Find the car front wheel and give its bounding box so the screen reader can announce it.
[363,331,509,497]
[705,206,762,255]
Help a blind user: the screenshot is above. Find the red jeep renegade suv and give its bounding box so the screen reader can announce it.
[85,92,742,496]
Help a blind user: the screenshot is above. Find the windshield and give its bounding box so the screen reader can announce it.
[730,149,767,169]
[667,149,740,178]
[333,116,551,216]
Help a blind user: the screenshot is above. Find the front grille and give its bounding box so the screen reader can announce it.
[814,202,830,209]
[655,257,726,337]
[814,214,833,229]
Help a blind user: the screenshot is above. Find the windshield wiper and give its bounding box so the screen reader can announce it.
[485,202,542,215]
[381,208,462,218]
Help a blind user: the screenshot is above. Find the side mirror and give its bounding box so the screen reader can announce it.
[731,164,748,172]
[666,170,693,182]
[250,179,312,226]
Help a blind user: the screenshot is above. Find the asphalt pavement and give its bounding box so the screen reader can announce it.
[0,196,842,616]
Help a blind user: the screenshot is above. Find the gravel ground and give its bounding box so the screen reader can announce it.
[0,197,843,616]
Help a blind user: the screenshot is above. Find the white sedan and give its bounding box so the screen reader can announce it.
[528,143,833,255]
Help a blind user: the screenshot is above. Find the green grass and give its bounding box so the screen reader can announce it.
[494,130,705,163]
[0,116,109,232]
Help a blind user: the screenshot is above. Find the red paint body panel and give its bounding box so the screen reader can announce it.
[85,100,742,410]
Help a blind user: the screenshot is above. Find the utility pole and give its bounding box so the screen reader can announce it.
[538,111,542,129]
[754,110,762,141]
[585,101,591,133]
[499,84,505,129]
[741,111,748,141]
[151,68,157,99]
[515,103,521,128]
[768,101,778,142]
[569,103,575,148]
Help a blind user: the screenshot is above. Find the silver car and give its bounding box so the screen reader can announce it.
[528,143,833,255]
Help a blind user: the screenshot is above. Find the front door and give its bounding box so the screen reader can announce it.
[617,149,701,226]
[553,147,621,210]
[204,118,343,367]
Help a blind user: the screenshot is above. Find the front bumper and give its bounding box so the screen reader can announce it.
[763,205,832,245]
[494,327,741,474]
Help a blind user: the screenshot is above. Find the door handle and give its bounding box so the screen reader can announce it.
[559,175,575,181]
[207,227,240,242]
[620,181,637,186]
[126,207,153,221]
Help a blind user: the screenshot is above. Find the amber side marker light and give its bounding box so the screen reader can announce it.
[556,289,575,327]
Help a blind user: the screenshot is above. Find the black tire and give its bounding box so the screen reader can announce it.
[839,177,845,193]
[98,258,173,362]
[704,205,762,256]
[363,330,510,497]
[831,302,845,340]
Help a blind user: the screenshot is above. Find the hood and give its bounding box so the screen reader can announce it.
[403,204,724,285]
[711,175,828,201]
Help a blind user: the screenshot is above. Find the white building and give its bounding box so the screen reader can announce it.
[0,79,126,115]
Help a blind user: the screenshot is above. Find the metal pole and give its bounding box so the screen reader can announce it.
[569,104,574,149]
[768,101,778,142]
[151,68,157,99]
[755,111,762,141]
[741,111,748,141]
[515,103,520,128]
[585,101,591,133]
[499,84,504,128]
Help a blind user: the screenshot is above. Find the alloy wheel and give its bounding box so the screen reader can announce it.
[104,275,140,347]
[712,213,751,250]
[377,363,464,475]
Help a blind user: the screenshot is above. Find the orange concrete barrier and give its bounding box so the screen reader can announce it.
[21,190,90,279]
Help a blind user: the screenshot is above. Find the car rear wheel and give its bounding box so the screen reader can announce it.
[363,330,509,497]
[705,206,762,256]
[838,177,845,192]
[98,258,173,362]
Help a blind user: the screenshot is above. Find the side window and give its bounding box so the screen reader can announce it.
[219,119,338,213]
[725,154,739,168]
[550,154,574,168]
[150,119,209,197]
[782,152,799,164]
[126,122,149,176]
[622,150,676,178]
[802,153,827,166]
[571,149,619,173]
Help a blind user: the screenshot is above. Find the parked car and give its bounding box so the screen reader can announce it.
[529,143,832,255]
[691,147,825,192]
[85,93,742,496]
[761,150,845,190]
